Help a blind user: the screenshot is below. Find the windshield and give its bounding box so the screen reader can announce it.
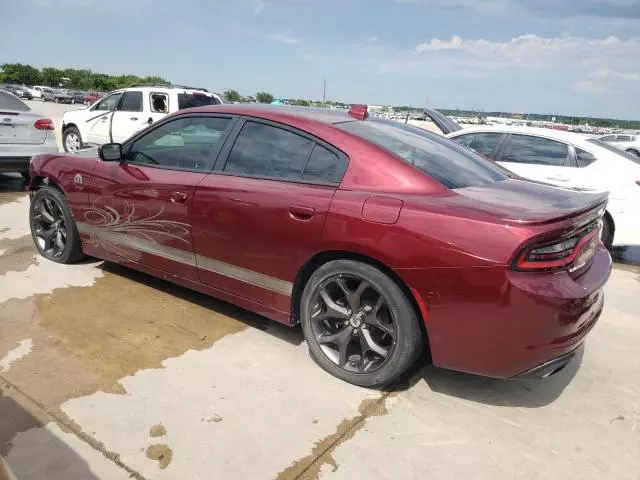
[338,119,507,189]
[0,90,30,111]
[587,139,640,166]
[177,93,221,110]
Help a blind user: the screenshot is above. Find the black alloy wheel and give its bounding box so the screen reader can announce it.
[29,186,84,264]
[309,274,395,374]
[301,260,422,387]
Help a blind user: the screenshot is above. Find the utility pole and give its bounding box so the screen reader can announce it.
[322,78,326,104]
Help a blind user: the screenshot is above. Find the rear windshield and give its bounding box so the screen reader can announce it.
[0,90,30,111]
[587,139,640,166]
[177,93,221,110]
[338,119,507,189]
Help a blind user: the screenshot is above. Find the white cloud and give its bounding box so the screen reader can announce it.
[573,81,614,95]
[589,68,640,81]
[267,31,302,44]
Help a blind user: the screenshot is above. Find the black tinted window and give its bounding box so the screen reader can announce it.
[501,135,569,166]
[454,133,503,158]
[302,144,346,183]
[338,119,506,189]
[119,91,143,112]
[575,148,597,167]
[225,122,313,179]
[0,90,30,111]
[178,93,221,110]
[128,117,230,171]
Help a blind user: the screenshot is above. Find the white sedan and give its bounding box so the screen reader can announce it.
[424,109,640,247]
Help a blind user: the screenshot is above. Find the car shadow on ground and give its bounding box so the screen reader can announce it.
[100,262,306,347]
[610,246,640,268]
[390,346,584,408]
[0,391,102,480]
[0,174,26,197]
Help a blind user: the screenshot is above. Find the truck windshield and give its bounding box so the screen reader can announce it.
[178,93,221,110]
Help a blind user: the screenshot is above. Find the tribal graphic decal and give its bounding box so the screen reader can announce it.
[83,201,191,245]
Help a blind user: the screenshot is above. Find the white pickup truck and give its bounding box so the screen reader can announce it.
[61,84,223,152]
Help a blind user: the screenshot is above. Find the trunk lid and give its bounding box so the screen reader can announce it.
[452,179,608,225]
[0,110,48,145]
[423,108,463,135]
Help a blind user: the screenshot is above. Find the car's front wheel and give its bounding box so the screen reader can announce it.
[627,149,640,157]
[29,186,84,264]
[300,259,423,387]
[63,127,83,153]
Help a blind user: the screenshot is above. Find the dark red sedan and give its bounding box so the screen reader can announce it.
[27,104,611,387]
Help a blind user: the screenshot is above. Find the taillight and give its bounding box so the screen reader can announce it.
[513,221,602,272]
[34,118,54,130]
[636,180,640,186]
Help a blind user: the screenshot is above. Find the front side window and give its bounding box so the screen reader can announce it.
[127,116,231,171]
[453,132,503,159]
[94,92,123,111]
[338,119,506,189]
[118,91,143,112]
[225,122,314,180]
[501,134,569,166]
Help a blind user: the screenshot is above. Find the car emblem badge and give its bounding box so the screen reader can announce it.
[74,173,83,186]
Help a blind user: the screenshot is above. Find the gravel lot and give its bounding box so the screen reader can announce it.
[0,104,639,480]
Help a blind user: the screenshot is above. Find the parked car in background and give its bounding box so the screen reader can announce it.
[27,86,42,99]
[29,104,611,387]
[598,133,640,157]
[70,91,86,104]
[42,88,72,104]
[33,86,48,99]
[2,85,33,100]
[84,91,104,105]
[0,88,57,178]
[61,84,223,152]
[423,109,640,247]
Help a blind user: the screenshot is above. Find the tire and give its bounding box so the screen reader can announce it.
[601,214,614,249]
[54,97,60,104]
[626,149,640,157]
[29,186,84,264]
[63,126,83,153]
[300,259,423,388]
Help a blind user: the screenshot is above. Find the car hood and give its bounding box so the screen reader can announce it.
[448,179,608,225]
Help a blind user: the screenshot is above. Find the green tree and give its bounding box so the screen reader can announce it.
[290,99,310,106]
[256,91,274,104]
[41,67,64,87]
[1,63,42,85]
[224,89,242,103]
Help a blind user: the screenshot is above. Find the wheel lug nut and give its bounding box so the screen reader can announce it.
[344,321,349,326]
[353,328,358,334]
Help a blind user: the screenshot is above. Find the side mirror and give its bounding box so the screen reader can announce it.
[99,143,123,162]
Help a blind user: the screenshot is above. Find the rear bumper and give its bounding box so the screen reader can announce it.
[514,350,577,379]
[0,143,58,172]
[398,245,611,379]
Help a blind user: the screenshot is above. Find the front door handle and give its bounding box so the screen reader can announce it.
[547,175,570,182]
[289,205,315,220]
[169,192,189,204]
[130,116,138,121]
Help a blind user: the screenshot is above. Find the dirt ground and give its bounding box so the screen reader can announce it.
[0,102,639,479]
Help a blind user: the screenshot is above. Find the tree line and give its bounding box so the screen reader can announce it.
[1,63,170,92]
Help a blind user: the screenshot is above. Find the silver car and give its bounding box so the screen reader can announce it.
[0,89,58,178]
[41,88,72,104]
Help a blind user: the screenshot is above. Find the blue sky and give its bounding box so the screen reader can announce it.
[2,0,639,119]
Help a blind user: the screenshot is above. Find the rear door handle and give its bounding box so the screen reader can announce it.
[169,192,189,204]
[547,175,570,182]
[130,116,138,121]
[289,205,315,220]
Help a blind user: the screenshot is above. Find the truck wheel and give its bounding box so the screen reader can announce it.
[63,127,83,153]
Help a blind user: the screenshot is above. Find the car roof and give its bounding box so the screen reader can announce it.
[447,125,597,149]
[179,103,353,125]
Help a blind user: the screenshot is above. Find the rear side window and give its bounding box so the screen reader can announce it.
[501,134,569,166]
[178,93,221,110]
[118,91,143,112]
[338,120,506,189]
[453,132,503,159]
[225,122,314,179]
[302,144,347,183]
[0,90,30,111]
[575,148,597,168]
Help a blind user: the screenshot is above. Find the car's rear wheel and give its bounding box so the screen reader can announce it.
[300,259,423,387]
[627,149,640,157]
[29,186,84,264]
[63,127,82,153]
